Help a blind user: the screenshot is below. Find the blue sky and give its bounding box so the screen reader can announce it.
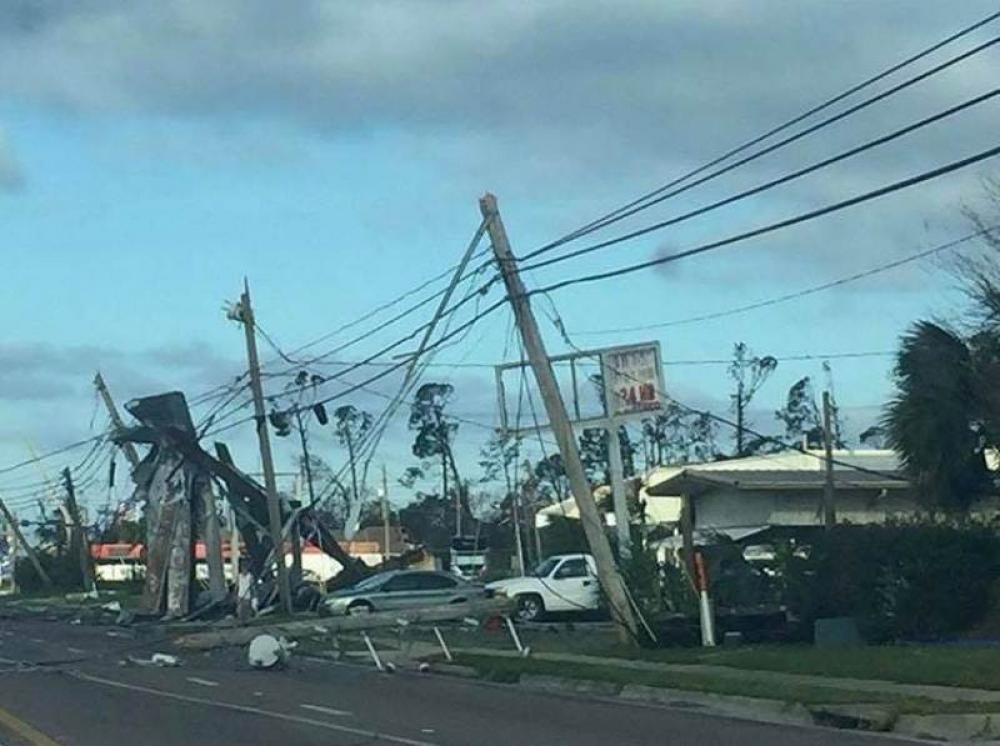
[0,1,998,517]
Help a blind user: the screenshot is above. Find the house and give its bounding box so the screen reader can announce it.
[90,525,421,584]
[643,449,917,562]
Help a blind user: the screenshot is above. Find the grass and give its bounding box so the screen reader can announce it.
[405,624,1000,691]
[453,652,1000,715]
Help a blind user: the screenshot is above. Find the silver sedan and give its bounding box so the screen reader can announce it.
[318,569,487,616]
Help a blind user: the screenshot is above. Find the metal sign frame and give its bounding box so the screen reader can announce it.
[494,341,665,435]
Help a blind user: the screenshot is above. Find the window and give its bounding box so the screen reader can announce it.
[414,573,458,590]
[354,571,395,591]
[554,558,589,579]
[383,573,421,592]
[533,557,560,577]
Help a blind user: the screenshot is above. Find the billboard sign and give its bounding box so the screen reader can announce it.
[600,343,665,418]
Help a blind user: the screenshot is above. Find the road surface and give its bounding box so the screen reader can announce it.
[0,618,914,745]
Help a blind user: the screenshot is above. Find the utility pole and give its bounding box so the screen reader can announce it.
[735,381,745,457]
[482,193,638,642]
[62,468,96,592]
[822,391,837,529]
[6,515,16,594]
[236,280,293,615]
[94,372,141,470]
[606,420,631,558]
[381,465,391,564]
[510,481,526,576]
[0,499,50,588]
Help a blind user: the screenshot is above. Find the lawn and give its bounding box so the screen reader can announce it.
[624,645,1000,691]
[405,623,1000,691]
[453,651,1000,715]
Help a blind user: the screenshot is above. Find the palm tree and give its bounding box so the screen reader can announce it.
[883,321,990,511]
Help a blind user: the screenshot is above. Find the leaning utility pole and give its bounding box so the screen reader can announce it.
[821,391,837,530]
[94,372,141,470]
[481,193,638,642]
[381,465,391,564]
[236,280,293,615]
[62,468,96,592]
[0,498,51,588]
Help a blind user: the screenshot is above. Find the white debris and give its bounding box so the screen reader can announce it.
[151,653,180,667]
[127,653,181,668]
[248,634,295,669]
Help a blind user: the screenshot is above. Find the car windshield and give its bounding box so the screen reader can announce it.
[532,558,561,577]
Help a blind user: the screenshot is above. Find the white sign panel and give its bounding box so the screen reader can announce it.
[601,343,665,418]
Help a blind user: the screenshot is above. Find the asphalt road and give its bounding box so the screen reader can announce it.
[0,619,915,746]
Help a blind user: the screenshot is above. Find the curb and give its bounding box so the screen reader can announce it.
[895,714,997,742]
[619,683,814,728]
[807,704,897,732]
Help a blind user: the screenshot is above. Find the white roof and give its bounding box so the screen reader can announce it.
[646,449,900,492]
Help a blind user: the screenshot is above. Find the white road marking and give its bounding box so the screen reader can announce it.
[28,638,43,644]
[186,677,220,688]
[70,671,440,746]
[66,647,85,654]
[300,704,352,717]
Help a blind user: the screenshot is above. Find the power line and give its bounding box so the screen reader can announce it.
[556,326,907,483]
[573,225,998,336]
[524,87,1000,272]
[528,142,1000,297]
[528,10,1000,256]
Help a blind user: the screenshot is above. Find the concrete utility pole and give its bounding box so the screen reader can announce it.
[0,499,50,588]
[237,280,293,615]
[93,372,141,470]
[62,468,96,592]
[822,391,837,529]
[381,465,391,564]
[481,193,638,642]
[606,421,631,558]
[510,476,526,576]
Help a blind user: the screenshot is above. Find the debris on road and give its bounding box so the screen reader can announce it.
[248,634,295,669]
[126,652,181,667]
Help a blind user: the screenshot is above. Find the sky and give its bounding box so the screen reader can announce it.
[0,0,999,517]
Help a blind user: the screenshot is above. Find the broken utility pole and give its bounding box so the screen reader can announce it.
[381,464,391,564]
[235,280,294,615]
[481,192,639,643]
[0,498,51,588]
[94,372,141,470]
[62,468,96,592]
[822,390,837,530]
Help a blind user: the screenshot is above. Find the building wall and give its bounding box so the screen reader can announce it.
[694,488,920,530]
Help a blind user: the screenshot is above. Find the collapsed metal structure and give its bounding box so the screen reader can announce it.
[116,390,371,617]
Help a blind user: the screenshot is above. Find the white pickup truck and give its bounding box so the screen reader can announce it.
[486,553,600,621]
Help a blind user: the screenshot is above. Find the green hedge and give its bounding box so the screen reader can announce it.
[779,522,1000,641]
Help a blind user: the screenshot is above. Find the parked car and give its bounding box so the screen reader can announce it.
[486,553,600,621]
[318,569,487,617]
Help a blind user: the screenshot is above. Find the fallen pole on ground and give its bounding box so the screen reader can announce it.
[172,598,515,650]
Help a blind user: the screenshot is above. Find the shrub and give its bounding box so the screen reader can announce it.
[782,521,1000,641]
